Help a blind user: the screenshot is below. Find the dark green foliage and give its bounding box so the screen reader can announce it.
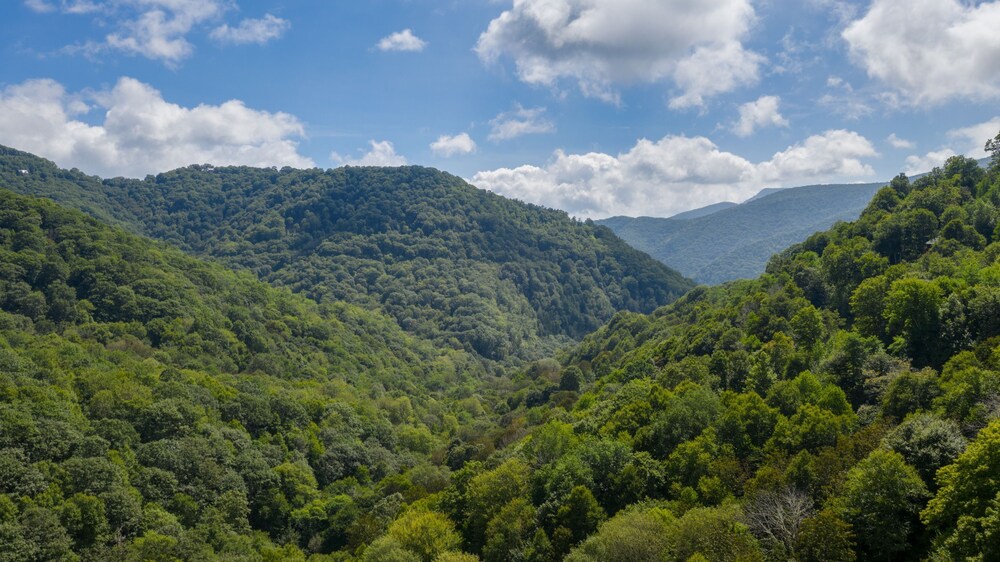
[0,147,692,363]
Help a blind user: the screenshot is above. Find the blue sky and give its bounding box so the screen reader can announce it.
[1,0,999,218]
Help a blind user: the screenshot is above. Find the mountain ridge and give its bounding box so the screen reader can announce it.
[598,180,889,284]
[0,145,694,363]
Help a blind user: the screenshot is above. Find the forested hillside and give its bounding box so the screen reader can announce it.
[441,149,1000,561]
[0,147,693,363]
[0,189,506,560]
[599,181,887,284]
[6,137,1000,562]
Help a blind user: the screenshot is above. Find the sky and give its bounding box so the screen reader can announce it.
[1,0,999,219]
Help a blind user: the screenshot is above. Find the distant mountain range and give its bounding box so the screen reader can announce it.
[599,181,888,284]
[601,159,993,285]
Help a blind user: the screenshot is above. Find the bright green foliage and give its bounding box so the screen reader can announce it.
[671,504,763,562]
[363,536,422,562]
[386,508,462,562]
[481,498,537,562]
[461,459,531,552]
[564,506,675,562]
[434,553,480,562]
[0,189,501,559]
[2,142,1000,561]
[884,278,943,366]
[838,450,928,561]
[923,419,1000,559]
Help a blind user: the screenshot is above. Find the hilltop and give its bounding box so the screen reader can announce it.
[0,146,693,363]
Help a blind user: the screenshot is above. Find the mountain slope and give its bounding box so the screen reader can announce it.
[0,188,501,559]
[420,156,1000,561]
[668,201,737,220]
[0,147,694,363]
[599,181,887,284]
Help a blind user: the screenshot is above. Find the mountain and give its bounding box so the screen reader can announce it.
[452,154,1000,561]
[2,142,999,561]
[598,181,887,284]
[0,146,693,363]
[0,188,506,560]
[667,201,738,220]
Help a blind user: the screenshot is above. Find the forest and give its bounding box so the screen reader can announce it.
[0,149,693,364]
[0,135,999,561]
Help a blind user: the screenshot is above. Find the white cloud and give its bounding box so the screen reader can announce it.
[489,105,555,141]
[905,149,957,175]
[818,77,872,120]
[948,117,1000,158]
[25,0,56,12]
[33,1,291,65]
[376,29,427,52]
[470,130,878,218]
[476,0,764,107]
[843,0,1000,105]
[430,133,477,157]
[887,133,915,150]
[0,77,313,178]
[210,14,290,45]
[732,95,789,137]
[104,0,230,65]
[25,0,99,13]
[333,141,408,167]
[669,42,765,109]
[754,130,878,183]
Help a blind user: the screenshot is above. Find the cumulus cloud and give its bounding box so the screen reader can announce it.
[489,105,555,141]
[210,14,290,45]
[732,95,789,137]
[0,77,313,178]
[887,133,915,150]
[843,0,1000,104]
[430,133,477,157]
[948,117,1000,158]
[905,149,957,175]
[476,0,764,107]
[376,29,427,52]
[471,130,878,218]
[32,1,290,65]
[333,141,408,166]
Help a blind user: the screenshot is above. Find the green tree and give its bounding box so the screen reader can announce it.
[794,509,855,562]
[884,278,943,367]
[482,498,536,562]
[922,419,1000,559]
[564,507,675,562]
[463,459,530,552]
[839,450,927,561]
[387,509,462,562]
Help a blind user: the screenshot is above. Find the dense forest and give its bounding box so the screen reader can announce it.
[2,135,1000,561]
[0,189,511,560]
[0,148,693,364]
[599,181,887,284]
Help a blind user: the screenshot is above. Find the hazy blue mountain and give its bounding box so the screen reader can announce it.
[668,201,738,220]
[598,181,887,284]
